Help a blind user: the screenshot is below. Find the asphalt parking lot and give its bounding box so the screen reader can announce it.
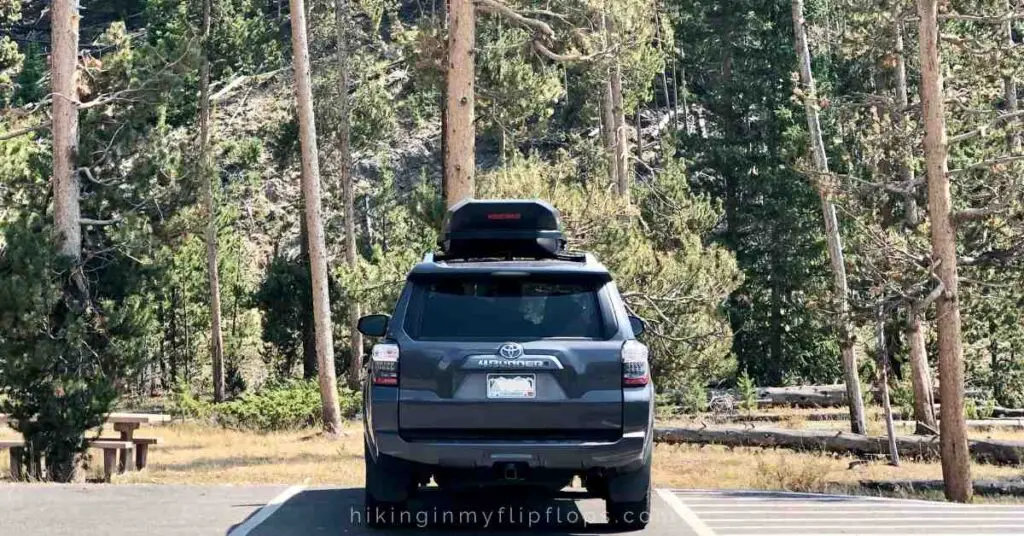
[2,484,1024,536]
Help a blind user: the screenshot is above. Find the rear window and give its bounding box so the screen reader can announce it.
[404,277,608,340]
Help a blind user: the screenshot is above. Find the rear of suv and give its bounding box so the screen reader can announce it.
[358,200,654,530]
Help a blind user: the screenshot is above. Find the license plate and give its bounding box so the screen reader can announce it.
[486,374,536,399]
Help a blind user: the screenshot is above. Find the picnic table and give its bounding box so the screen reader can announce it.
[106,413,171,471]
[1,412,170,475]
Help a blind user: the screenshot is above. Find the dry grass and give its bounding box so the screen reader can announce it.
[652,443,1023,493]
[0,421,367,485]
[2,413,1022,502]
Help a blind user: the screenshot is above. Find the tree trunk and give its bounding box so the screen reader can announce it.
[51,0,81,261]
[336,0,364,390]
[790,0,867,435]
[289,0,343,436]
[602,7,629,199]
[893,14,920,227]
[1005,0,1020,151]
[894,8,936,433]
[199,0,226,403]
[877,304,900,466]
[602,78,618,188]
[917,0,972,503]
[439,0,449,204]
[299,216,317,379]
[906,307,938,430]
[610,63,628,198]
[444,0,475,207]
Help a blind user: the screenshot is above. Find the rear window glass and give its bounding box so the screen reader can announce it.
[405,278,607,340]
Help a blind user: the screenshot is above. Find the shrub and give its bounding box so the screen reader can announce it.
[172,380,361,432]
[737,369,758,412]
[754,454,831,493]
[681,377,709,414]
[889,379,915,421]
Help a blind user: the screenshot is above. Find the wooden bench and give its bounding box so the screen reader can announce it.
[97,436,161,471]
[1,439,134,482]
[1,438,26,481]
[88,440,135,482]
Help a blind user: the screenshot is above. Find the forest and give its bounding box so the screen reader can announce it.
[0,0,1021,496]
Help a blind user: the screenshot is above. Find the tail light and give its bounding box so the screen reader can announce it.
[370,343,399,386]
[621,340,649,387]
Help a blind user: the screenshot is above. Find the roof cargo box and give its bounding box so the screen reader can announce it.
[439,199,568,259]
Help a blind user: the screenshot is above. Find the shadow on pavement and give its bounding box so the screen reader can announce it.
[230,487,625,535]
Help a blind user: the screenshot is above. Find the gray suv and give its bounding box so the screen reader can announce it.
[358,200,654,530]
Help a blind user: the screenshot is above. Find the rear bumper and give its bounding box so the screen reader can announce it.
[372,429,649,472]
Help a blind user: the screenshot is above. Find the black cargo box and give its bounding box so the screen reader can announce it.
[439,199,567,259]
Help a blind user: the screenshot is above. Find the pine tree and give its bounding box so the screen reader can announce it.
[288,0,343,435]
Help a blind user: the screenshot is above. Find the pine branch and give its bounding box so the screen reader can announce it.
[0,121,51,141]
[532,41,609,62]
[949,110,1024,145]
[474,0,556,39]
[79,217,122,226]
[949,155,1024,174]
[904,10,1024,23]
[954,205,1015,223]
[919,281,945,310]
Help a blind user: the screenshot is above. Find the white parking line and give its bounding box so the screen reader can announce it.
[226,484,306,536]
[657,488,717,536]
[709,525,1024,532]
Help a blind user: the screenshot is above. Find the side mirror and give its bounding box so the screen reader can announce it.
[357,314,390,338]
[628,316,645,337]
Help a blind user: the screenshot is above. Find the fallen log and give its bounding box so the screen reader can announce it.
[895,419,1024,430]
[859,479,1024,497]
[744,385,987,408]
[755,385,847,407]
[993,407,1024,418]
[653,425,1024,465]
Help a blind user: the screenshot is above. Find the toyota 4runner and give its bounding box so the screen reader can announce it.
[358,199,654,530]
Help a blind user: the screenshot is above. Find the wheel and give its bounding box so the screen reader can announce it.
[604,462,651,531]
[605,486,651,531]
[364,441,410,528]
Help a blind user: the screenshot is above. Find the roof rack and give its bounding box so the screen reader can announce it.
[429,250,588,263]
[434,199,584,262]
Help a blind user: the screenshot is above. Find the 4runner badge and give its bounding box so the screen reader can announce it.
[498,342,524,359]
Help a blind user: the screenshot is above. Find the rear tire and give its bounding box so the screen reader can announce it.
[604,461,651,531]
[605,486,651,531]
[364,441,410,528]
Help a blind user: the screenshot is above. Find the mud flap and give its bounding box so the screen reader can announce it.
[606,450,652,503]
[365,441,413,503]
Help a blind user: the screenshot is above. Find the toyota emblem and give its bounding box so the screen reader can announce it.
[498,342,524,359]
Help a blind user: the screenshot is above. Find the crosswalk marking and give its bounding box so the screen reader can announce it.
[656,488,718,536]
[662,489,1024,536]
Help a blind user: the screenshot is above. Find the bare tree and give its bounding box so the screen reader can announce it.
[445,0,475,207]
[894,11,937,431]
[199,0,226,403]
[1004,0,1020,151]
[51,0,81,261]
[916,0,972,502]
[336,0,363,390]
[876,304,900,466]
[790,0,867,434]
[604,10,629,199]
[602,79,618,188]
[289,0,343,435]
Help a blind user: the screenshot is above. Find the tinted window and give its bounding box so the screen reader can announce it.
[406,277,606,340]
